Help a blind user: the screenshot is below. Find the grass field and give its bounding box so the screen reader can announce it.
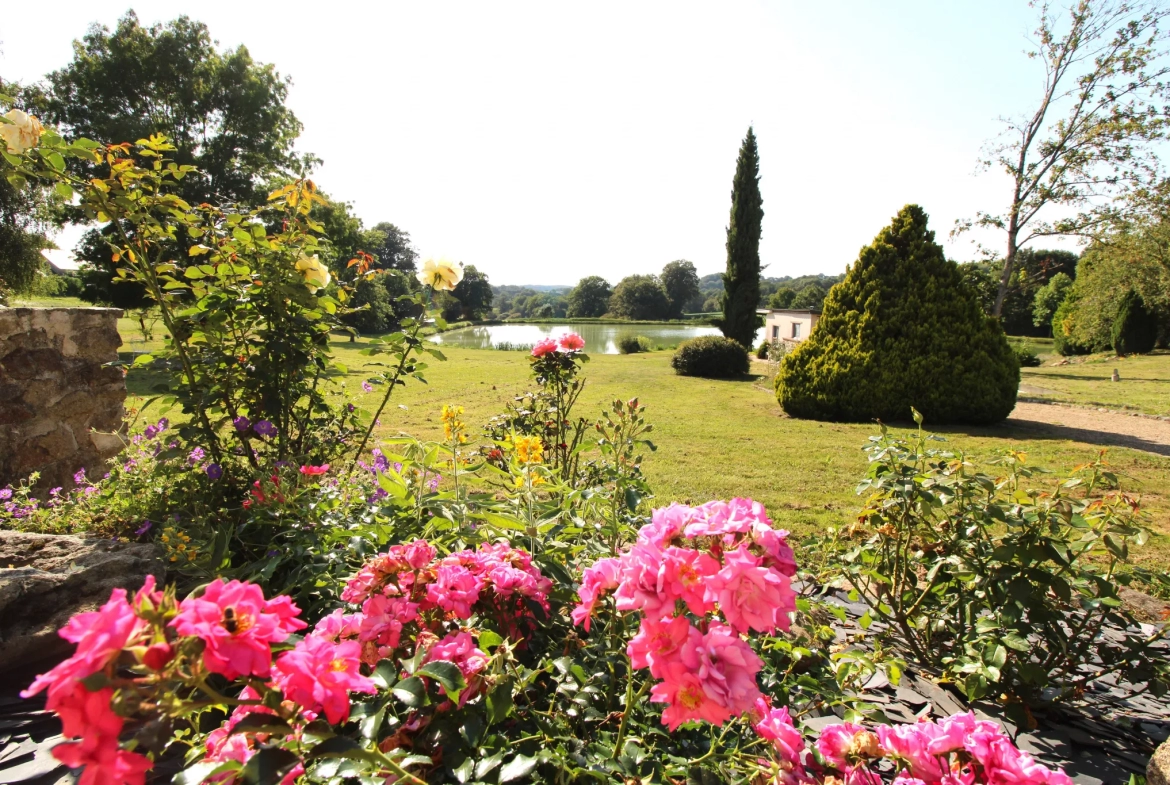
[120,339,1170,568]
[14,297,1170,566]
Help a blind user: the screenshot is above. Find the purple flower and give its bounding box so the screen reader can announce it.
[233,415,251,433]
[83,486,97,496]
[371,448,390,473]
[187,447,205,466]
[73,468,87,485]
[253,420,277,438]
[123,459,137,471]
[49,487,63,497]
[205,463,223,481]
[143,424,159,439]
[158,418,169,431]
[362,381,374,393]
[347,403,355,412]
[0,489,12,501]
[393,462,403,473]
[135,520,153,536]
[427,475,441,492]
[369,488,388,503]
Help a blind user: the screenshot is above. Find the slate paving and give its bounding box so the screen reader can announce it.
[1,591,1166,784]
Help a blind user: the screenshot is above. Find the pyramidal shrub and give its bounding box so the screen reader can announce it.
[776,205,1019,424]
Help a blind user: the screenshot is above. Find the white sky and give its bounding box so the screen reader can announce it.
[1,1,1084,286]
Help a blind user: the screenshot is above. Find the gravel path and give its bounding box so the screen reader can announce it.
[1008,402,1170,458]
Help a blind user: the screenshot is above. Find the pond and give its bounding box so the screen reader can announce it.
[428,322,743,354]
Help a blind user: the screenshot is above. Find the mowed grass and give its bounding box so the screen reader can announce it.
[1020,349,1170,417]
[261,342,1170,568]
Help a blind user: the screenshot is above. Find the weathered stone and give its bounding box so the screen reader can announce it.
[0,307,127,491]
[1121,587,1170,623]
[0,530,164,674]
[1151,740,1170,785]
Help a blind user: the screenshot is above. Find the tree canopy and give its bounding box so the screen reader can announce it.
[566,276,612,317]
[660,260,701,318]
[610,275,669,320]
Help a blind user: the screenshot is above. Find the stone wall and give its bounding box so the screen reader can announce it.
[0,307,127,491]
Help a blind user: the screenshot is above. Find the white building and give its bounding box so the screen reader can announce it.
[758,308,821,345]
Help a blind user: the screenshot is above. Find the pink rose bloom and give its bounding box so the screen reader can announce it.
[274,636,375,724]
[752,700,804,765]
[877,722,947,781]
[53,683,122,740]
[707,546,795,634]
[966,732,1073,785]
[53,734,153,785]
[693,623,763,715]
[572,557,622,631]
[312,609,365,642]
[651,660,733,730]
[359,595,419,650]
[557,332,585,352]
[613,542,674,620]
[531,338,558,357]
[487,563,539,598]
[627,615,701,676]
[751,523,798,577]
[23,588,145,702]
[816,723,869,769]
[892,777,928,785]
[133,574,165,610]
[927,712,1003,755]
[171,579,306,680]
[403,539,437,568]
[661,547,720,616]
[639,503,693,547]
[425,631,489,680]
[427,564,484,618]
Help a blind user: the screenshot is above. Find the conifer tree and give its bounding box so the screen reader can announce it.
[776,205,1019,425]
[721,127,763,348]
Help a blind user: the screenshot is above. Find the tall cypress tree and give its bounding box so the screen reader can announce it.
[721,127,764,348]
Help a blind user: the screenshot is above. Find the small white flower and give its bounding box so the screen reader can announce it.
[416,257,463,291]
[0,109,44,154]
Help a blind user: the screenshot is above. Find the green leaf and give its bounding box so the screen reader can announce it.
[54,182,73,200]
[1001,633,1031,652]
[391,676,427,707]
[417,660,466,699]
[1103,533,1128,560]
[173,761,241,785]
[498,754,537,783]
[45,151,65,171]
[478,630,504,650]
[238,747,301,784]
[486,677,515,724]
[133,354,155,366]
[229,713,293,737]
[305,736,382,763]
[371,660,398,689]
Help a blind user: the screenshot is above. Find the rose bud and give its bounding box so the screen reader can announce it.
[142,642,174,671]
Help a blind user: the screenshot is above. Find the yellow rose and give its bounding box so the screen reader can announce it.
[416,257,463,291]
[0,109,44,154]
[295,254,331,292]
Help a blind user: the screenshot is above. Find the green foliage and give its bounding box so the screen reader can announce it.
[1031,271,1072,331]
[670,335,749,378]
[1013,346,1042,367]
[342,271,416,334]
[823,422,1169,706]
[366,221,418,272]
[617,335,651,354]
[777,205,1019,425]
[1112,289,1159,355]
[660,259,701,318]
[768,287,795,309]
[790,283,827,310]
[721,127,763,348]
[566,275,611,317]
[609,274,669,320]
[962,250,1079,337]
[452,264,493,320]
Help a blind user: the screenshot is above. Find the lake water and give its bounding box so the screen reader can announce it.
[428,322,734,354]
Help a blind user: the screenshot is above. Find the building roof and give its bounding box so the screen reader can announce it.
[756,308,822,315]
[40,248,82,273]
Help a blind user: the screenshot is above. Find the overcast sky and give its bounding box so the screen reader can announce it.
[1,1,1083,285]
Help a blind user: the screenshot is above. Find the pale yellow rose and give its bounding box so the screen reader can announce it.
[416,257,464,291]
[295,254,331,292]
[0,109,44,154]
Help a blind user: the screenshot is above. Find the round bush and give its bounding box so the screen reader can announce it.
[618,335,651,354]
[776,205,1019,425]
[1112,289,1158,355]
[671,336,750,378]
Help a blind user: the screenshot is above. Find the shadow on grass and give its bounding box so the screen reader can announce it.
[938,419,1170,459]
[1026,371,1170,383]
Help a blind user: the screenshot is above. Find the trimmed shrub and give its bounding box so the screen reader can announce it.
[671,336,750,378]
[618,335,651,354]
[1014,346,1042,367]
[776,205,1019,424]
[755,340,769,359]
[1112,289,1158,355]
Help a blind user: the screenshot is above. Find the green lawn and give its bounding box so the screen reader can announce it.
[14,296,1163,565]
[1019,349,1170,417]
[131,341,1170,567]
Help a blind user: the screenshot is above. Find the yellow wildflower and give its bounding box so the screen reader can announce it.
[514,435,543,466]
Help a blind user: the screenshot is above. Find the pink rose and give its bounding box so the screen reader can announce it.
[706,546,795,634]
[274,636,375,724]
[638,503,692,547]
[531,338,558,357]
[966,731,1073,785]
[53,734,153,785]
[752,700,804,765]
[359,594,419,650]
[312,608,365,642]
[572,557,622,631]
[660,547,719,615]
[556,332,585,351]
[876,722,947,781]
[614,542,676,620]
[425,631,488,680]
[693,623,763,715]
[171,579,306,680]
[23,588,145,702]
[426,564,483,619]
[627,615,701,676]
[650,660,733,730]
